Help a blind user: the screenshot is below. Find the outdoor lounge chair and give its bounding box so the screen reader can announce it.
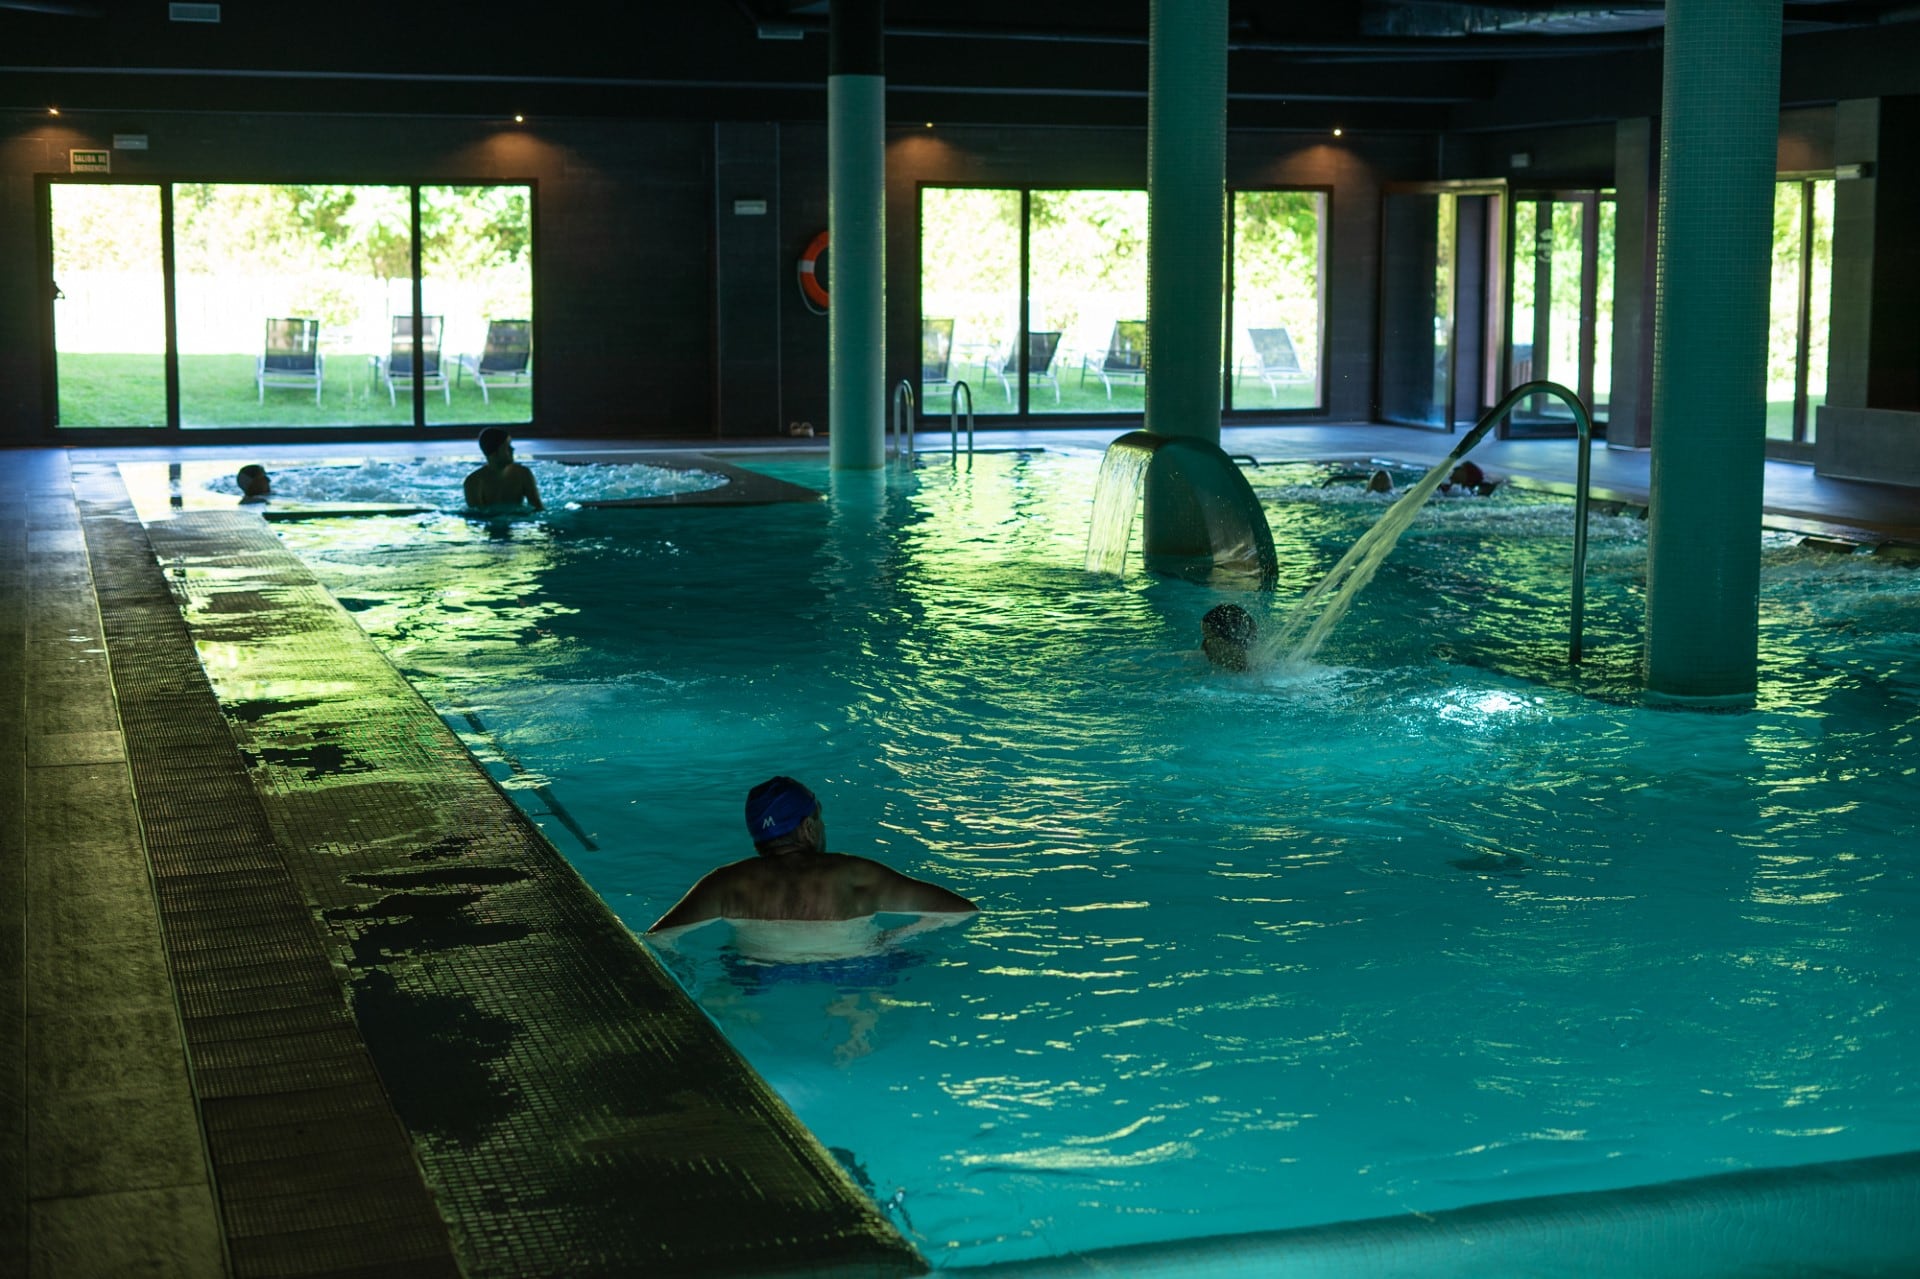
[994,331,1063,405]
[256,317,324,404]
[380,315,450,405]
[1242,327,1310,401]
[457,319,532,404]
[1081,320,1147,400]
[921,318,955,400]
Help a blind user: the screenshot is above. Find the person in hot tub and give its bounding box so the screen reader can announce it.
[463,427,544,511]
[237,464,272,505]
[647,776,976,934]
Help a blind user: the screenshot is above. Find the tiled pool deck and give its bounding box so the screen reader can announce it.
[5,425,1920,1276]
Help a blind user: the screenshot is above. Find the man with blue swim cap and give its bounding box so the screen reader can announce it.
[647,776,977,932]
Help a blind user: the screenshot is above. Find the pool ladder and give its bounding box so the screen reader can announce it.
[890,379,976,465]
[1455,379,1596,665]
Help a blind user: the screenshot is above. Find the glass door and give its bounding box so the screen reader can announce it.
[1379,184,1505,430]
[49,183,169,428]
[1379,190,1450,428]
[1507,191,1614,437]
[1767,177,1834,447]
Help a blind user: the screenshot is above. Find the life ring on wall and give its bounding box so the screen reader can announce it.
[797,230,830,314]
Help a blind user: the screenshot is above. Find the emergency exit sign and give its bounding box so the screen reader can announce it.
[69,149,110,173]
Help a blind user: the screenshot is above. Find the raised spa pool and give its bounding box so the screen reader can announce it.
[265,450,1920,1269]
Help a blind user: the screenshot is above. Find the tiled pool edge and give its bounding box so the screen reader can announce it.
[962,1148,1920,1277]
[69,462,923,1278]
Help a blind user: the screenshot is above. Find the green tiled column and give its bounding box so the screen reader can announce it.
[1644,0,1782,704]
[829,0,887,470]
[1143,0,1225,448]
[1141,0,1234,564]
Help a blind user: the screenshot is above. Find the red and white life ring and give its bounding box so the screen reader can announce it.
[797,230,829,313]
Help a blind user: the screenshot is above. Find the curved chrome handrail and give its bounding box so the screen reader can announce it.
[949,380,974,465]
[889,380,916,462]
[1447,379,1594,664]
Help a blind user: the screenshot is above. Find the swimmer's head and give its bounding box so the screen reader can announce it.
[1366,469,1394,494]
[1448,460,1485,491]
[478,427,512,461]
[746,775,824,854]
[236,464,270,498]
[1202,603,1257,672]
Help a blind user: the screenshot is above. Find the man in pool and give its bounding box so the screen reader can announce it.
[237,464,271,505]
[463,427,544,511]
[1439,459,1499,496]
[1202,602,1258,672]
[646,776,977,932]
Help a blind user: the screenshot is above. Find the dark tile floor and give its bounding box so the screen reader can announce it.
[6,424,1920,1277]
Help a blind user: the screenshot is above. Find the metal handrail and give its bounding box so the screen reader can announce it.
[949,380,974,464]
[889,380,916,462]
[1448,379,1594,664]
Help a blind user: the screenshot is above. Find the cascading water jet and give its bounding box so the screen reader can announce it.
[1085,430,1278,586]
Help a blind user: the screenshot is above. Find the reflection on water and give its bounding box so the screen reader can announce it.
[273,451,1920,1267]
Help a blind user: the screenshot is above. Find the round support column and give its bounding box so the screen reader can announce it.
[1141,0,1229,562]
[1644,0,1781,705]
[1143,0,1225,447]
[829,0,886,470]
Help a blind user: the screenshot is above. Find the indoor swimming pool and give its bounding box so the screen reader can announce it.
[250,450,1918,1269]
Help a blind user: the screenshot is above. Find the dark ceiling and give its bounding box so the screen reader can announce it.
[4,1,1920,133]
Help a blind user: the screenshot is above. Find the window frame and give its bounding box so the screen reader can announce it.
[914,179,1334,423]
[35,173,539,443]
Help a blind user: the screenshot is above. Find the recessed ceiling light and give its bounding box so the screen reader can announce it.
[1332,127,1343,137]
[513,114,525,123]
[48,107,60,116]
[924,122,933,129]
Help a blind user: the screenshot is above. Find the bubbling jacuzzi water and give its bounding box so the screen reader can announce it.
[271,452,1920,1269]
[200,455,728,507]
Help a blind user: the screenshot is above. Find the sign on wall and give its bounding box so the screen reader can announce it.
[69,149,111,173]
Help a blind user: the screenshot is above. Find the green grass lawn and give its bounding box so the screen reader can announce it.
[1765,399,1796,441]
[54,353,531,429]
[920,364,1317,419]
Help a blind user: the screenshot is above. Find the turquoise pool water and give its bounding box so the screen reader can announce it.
[270,451,1920,1269]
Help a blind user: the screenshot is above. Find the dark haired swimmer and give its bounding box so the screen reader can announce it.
[237,464,271,505]
[1202,602,1258,672]
[646,777,977,933]
[1439,459,1499,496]
[463,427,544,511]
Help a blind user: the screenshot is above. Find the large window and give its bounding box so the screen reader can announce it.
[1767,177,1834,445]
[173,183,413,428]
[49,183,167,428]
[919,184,1326,418]
[423,185,535,426]
[920,188,1020,413]
[43,179,534,432]
[1229,190,1326,410]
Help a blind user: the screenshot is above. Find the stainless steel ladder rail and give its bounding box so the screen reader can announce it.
[1448,379,1595,664]
[949,380,974,464]
[889,380,916,463]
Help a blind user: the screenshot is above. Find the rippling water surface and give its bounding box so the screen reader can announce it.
[273,451,1920,1267]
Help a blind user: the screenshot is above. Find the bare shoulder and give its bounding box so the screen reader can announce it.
[853,856,977,913]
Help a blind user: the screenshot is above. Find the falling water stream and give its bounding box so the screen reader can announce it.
[1084,437,1154,576]
[1258,453,1458,667]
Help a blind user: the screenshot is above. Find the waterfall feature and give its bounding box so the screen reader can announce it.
[1085,431,1277,585]
[1086,437,1156,576]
